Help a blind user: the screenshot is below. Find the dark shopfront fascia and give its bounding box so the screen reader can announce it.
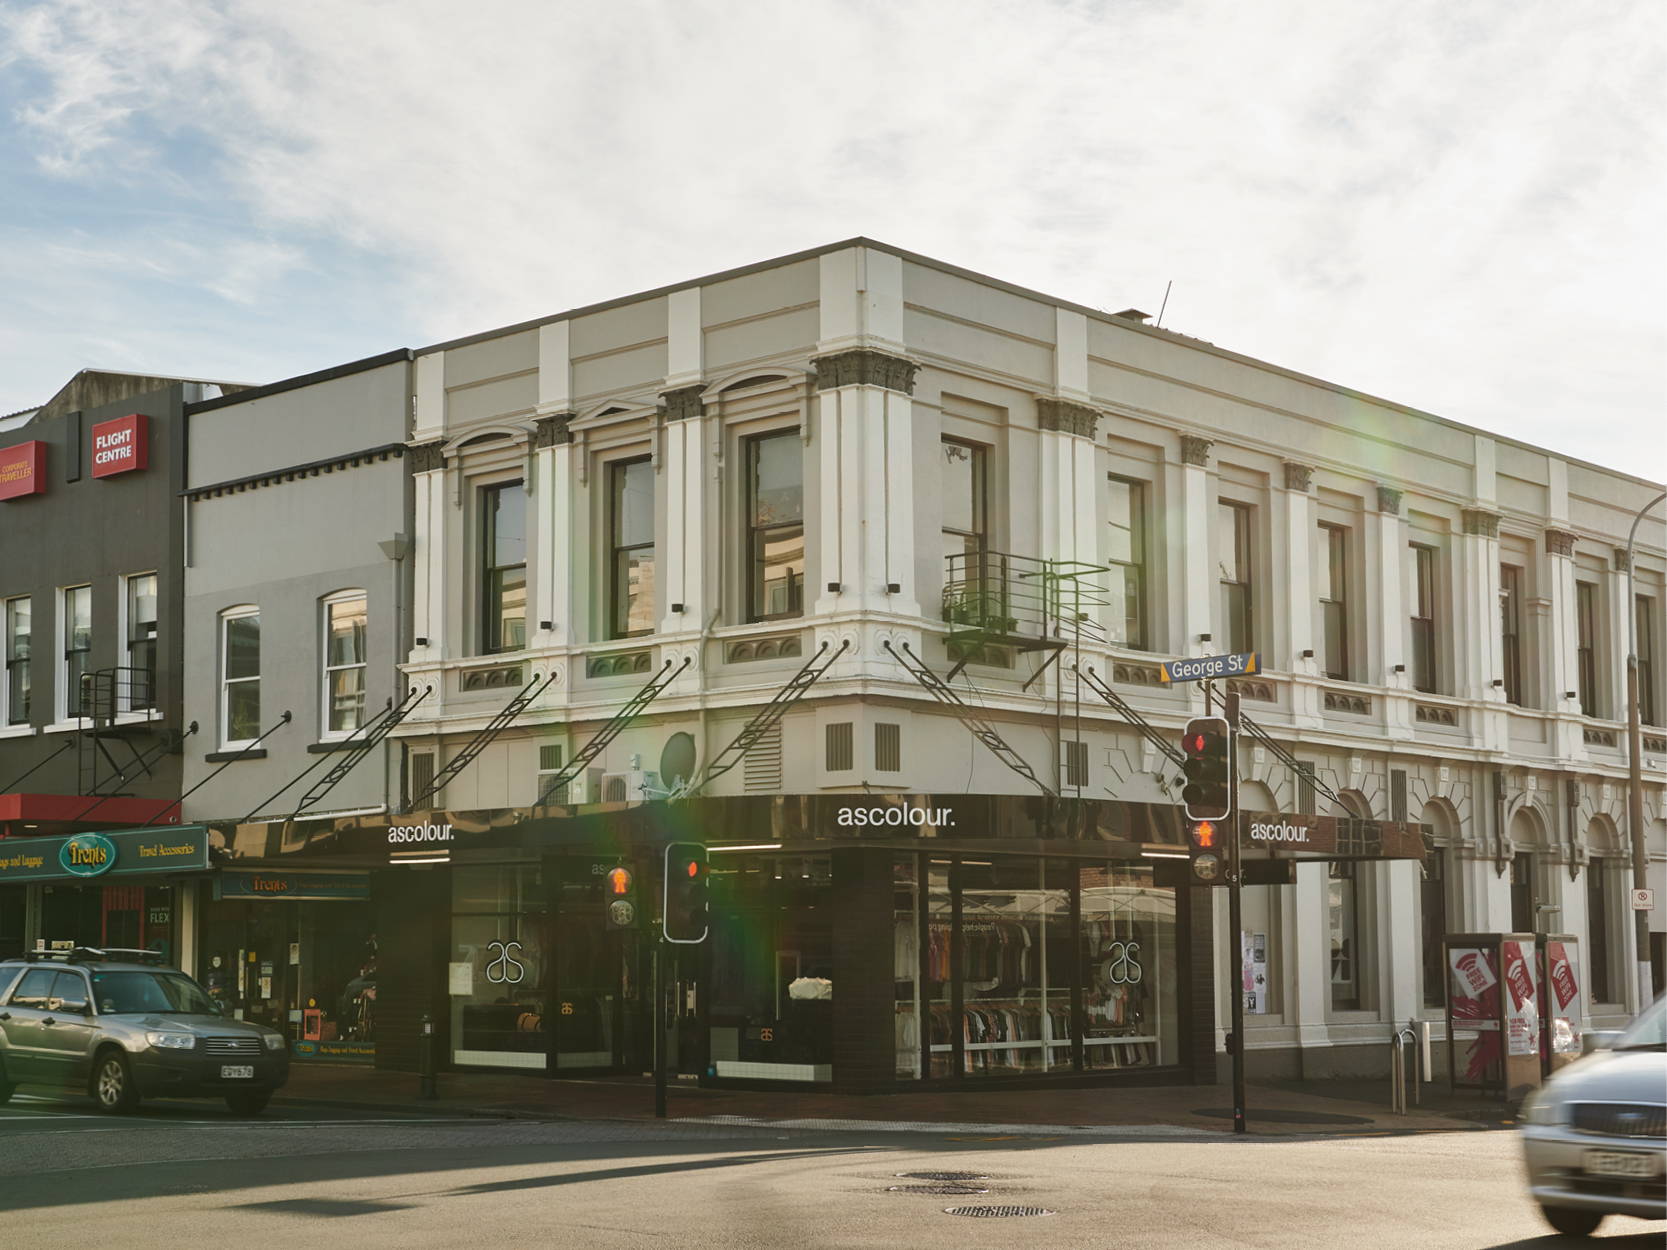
[213,795,1221,1093]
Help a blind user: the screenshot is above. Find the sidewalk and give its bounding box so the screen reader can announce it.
[274,1062,1514,1137]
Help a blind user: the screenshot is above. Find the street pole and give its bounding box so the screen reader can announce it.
[1624,490,1666,1011]
[1226,686,1246,1135]
[653,939,667,1118]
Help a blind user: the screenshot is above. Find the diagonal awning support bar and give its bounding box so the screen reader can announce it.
[1237,711,1343,806]
[885,641,1053,796]
[406,673,553,811]
[1077,665,1188,770]
[535,656,691,807]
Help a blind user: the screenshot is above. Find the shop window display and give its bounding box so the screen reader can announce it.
[899,854,1179,1079]
[707,853,832,1081]
[449,863,547,1069]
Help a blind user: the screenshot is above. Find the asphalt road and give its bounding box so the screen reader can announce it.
[1,1092,1663,1249]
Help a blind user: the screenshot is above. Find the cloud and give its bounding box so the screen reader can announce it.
[1,0,1663,478]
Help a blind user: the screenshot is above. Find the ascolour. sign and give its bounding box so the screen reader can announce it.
[1246,818,1312,845]
[836,805,957,828]
[386,821,454,845]
[60,832,118,877]
[91,413,149,478]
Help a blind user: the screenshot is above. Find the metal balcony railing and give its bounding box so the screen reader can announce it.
[942,551,1109,652]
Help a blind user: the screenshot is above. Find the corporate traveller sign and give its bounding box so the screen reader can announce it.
[0,441,47,501]
[0,826,210,882]
[91,413,149,477]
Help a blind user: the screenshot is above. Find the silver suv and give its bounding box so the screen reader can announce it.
[0,948,289,1115]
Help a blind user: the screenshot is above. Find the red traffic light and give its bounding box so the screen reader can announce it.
[1191,819,1218,849]
[606,866,633,895]
[1186,733,1207,755]
[685,859,700,878]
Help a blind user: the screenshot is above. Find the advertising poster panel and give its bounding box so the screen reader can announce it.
[1501,938,1540,1058]
[1543,939,1582,1057]
[1449,944,1501,1082]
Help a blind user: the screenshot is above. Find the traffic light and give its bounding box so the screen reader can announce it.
[663,842,709,944]
[1188,818,1224,883]
[604,864,637,930]
[1181,716,1232,821]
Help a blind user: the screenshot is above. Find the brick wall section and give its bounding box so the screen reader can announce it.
[373,867,450,1073]
[1186,884,1218,1082]
[831,847,895,1092]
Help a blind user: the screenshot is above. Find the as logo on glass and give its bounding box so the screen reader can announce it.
[485,940,525,984]
[1100,940,1142,985]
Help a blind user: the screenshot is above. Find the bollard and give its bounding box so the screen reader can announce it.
[1389,1026,1417,1114]
[419,1012,437,1100]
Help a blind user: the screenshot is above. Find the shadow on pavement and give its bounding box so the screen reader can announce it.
[1481,1233,1667,1249]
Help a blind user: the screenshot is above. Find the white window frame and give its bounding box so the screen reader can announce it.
[320,590,369,740]
[59,584,93,724]
[2,594,31,734]
[219,605,261,749]
[117,571,160,718]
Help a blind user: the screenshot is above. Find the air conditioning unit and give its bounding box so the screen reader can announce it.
[545,767,605,806]
[600,770,661,803]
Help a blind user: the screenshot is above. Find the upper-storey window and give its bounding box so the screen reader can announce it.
[480,481,527,653]
[608,458,655,638]
[1317,523,1350,681]
[1106,476,1147,650]
[220,606,260,748]
[4,596,29,726]
[1410,543,1438,694]
[62,585,92,720]
[746,432,804,622]
[322,592,367,737]
[1576,580,1600,718]
[1500,563,1524,705]
[941,438,988,563]
[1217,502,1253,654]
[123,572,158,712]
[1639,595,1659,727]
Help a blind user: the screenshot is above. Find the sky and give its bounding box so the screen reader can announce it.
[1,0,1663,482]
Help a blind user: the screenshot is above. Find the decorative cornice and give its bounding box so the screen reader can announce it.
[1544,528,1576,557]
[185,443,408,499]
[1179,435,1212,467]
[658,385,706,423]
[1376,485,1403,516]
[812,349,918,395]
[1462,508,1501,538]
[408,441,445,474]
[1282,462,1313,493]
[532,413,574,448]
[1036,397,1099,439]
[1613,546,1630,572]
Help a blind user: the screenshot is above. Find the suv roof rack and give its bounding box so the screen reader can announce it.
[23,946,167,966]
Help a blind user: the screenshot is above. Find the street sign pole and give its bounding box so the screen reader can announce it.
[1225,686,1247,1135]
[653,938,667,1119]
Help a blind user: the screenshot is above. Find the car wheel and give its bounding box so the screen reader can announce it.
[225,1089,272,1116]
[0,1078,15,1105]
[1539,1205,1603,1237]
[92,1049,140,1115]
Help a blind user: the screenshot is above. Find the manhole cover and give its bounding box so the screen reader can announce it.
[1193,1108,1372,1126]
[944,1206,1054,1218]
[888,1184,989,1195]
[896,1171,989,1181]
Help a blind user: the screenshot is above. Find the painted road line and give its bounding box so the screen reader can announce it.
[682,1115,1215,1138]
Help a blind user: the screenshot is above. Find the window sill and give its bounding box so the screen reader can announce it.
[307,739,365,754]
[43,720,85,735]
[204,748,268,763]
[0,723,38,739]
[112,710,164,725]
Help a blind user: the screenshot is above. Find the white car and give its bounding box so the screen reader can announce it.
[1520,994,1666,1237]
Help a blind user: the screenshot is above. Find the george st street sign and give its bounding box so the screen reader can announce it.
[1159,651,1260,684]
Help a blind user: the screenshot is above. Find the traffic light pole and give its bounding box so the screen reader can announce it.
[1225,686,1247,1136]
[653,938,667,1119]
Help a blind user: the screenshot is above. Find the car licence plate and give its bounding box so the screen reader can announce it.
[220,1065,254,1080]
[1583,1150,1659,1179]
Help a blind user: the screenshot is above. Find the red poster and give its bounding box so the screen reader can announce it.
[1546,941,1579,1011]
[91,413,148,477]
[1502,940,1535,1010]
[1502,939,1539,1057]
[0,441,46,501]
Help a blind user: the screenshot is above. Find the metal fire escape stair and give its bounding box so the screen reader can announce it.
[1075,664,1188,774]
[75,668,160,796]
[676,639,851,799]
[534,656,691,807]
[883,640,1053,796]
[278,684,432,823]
[405,672,557,812]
